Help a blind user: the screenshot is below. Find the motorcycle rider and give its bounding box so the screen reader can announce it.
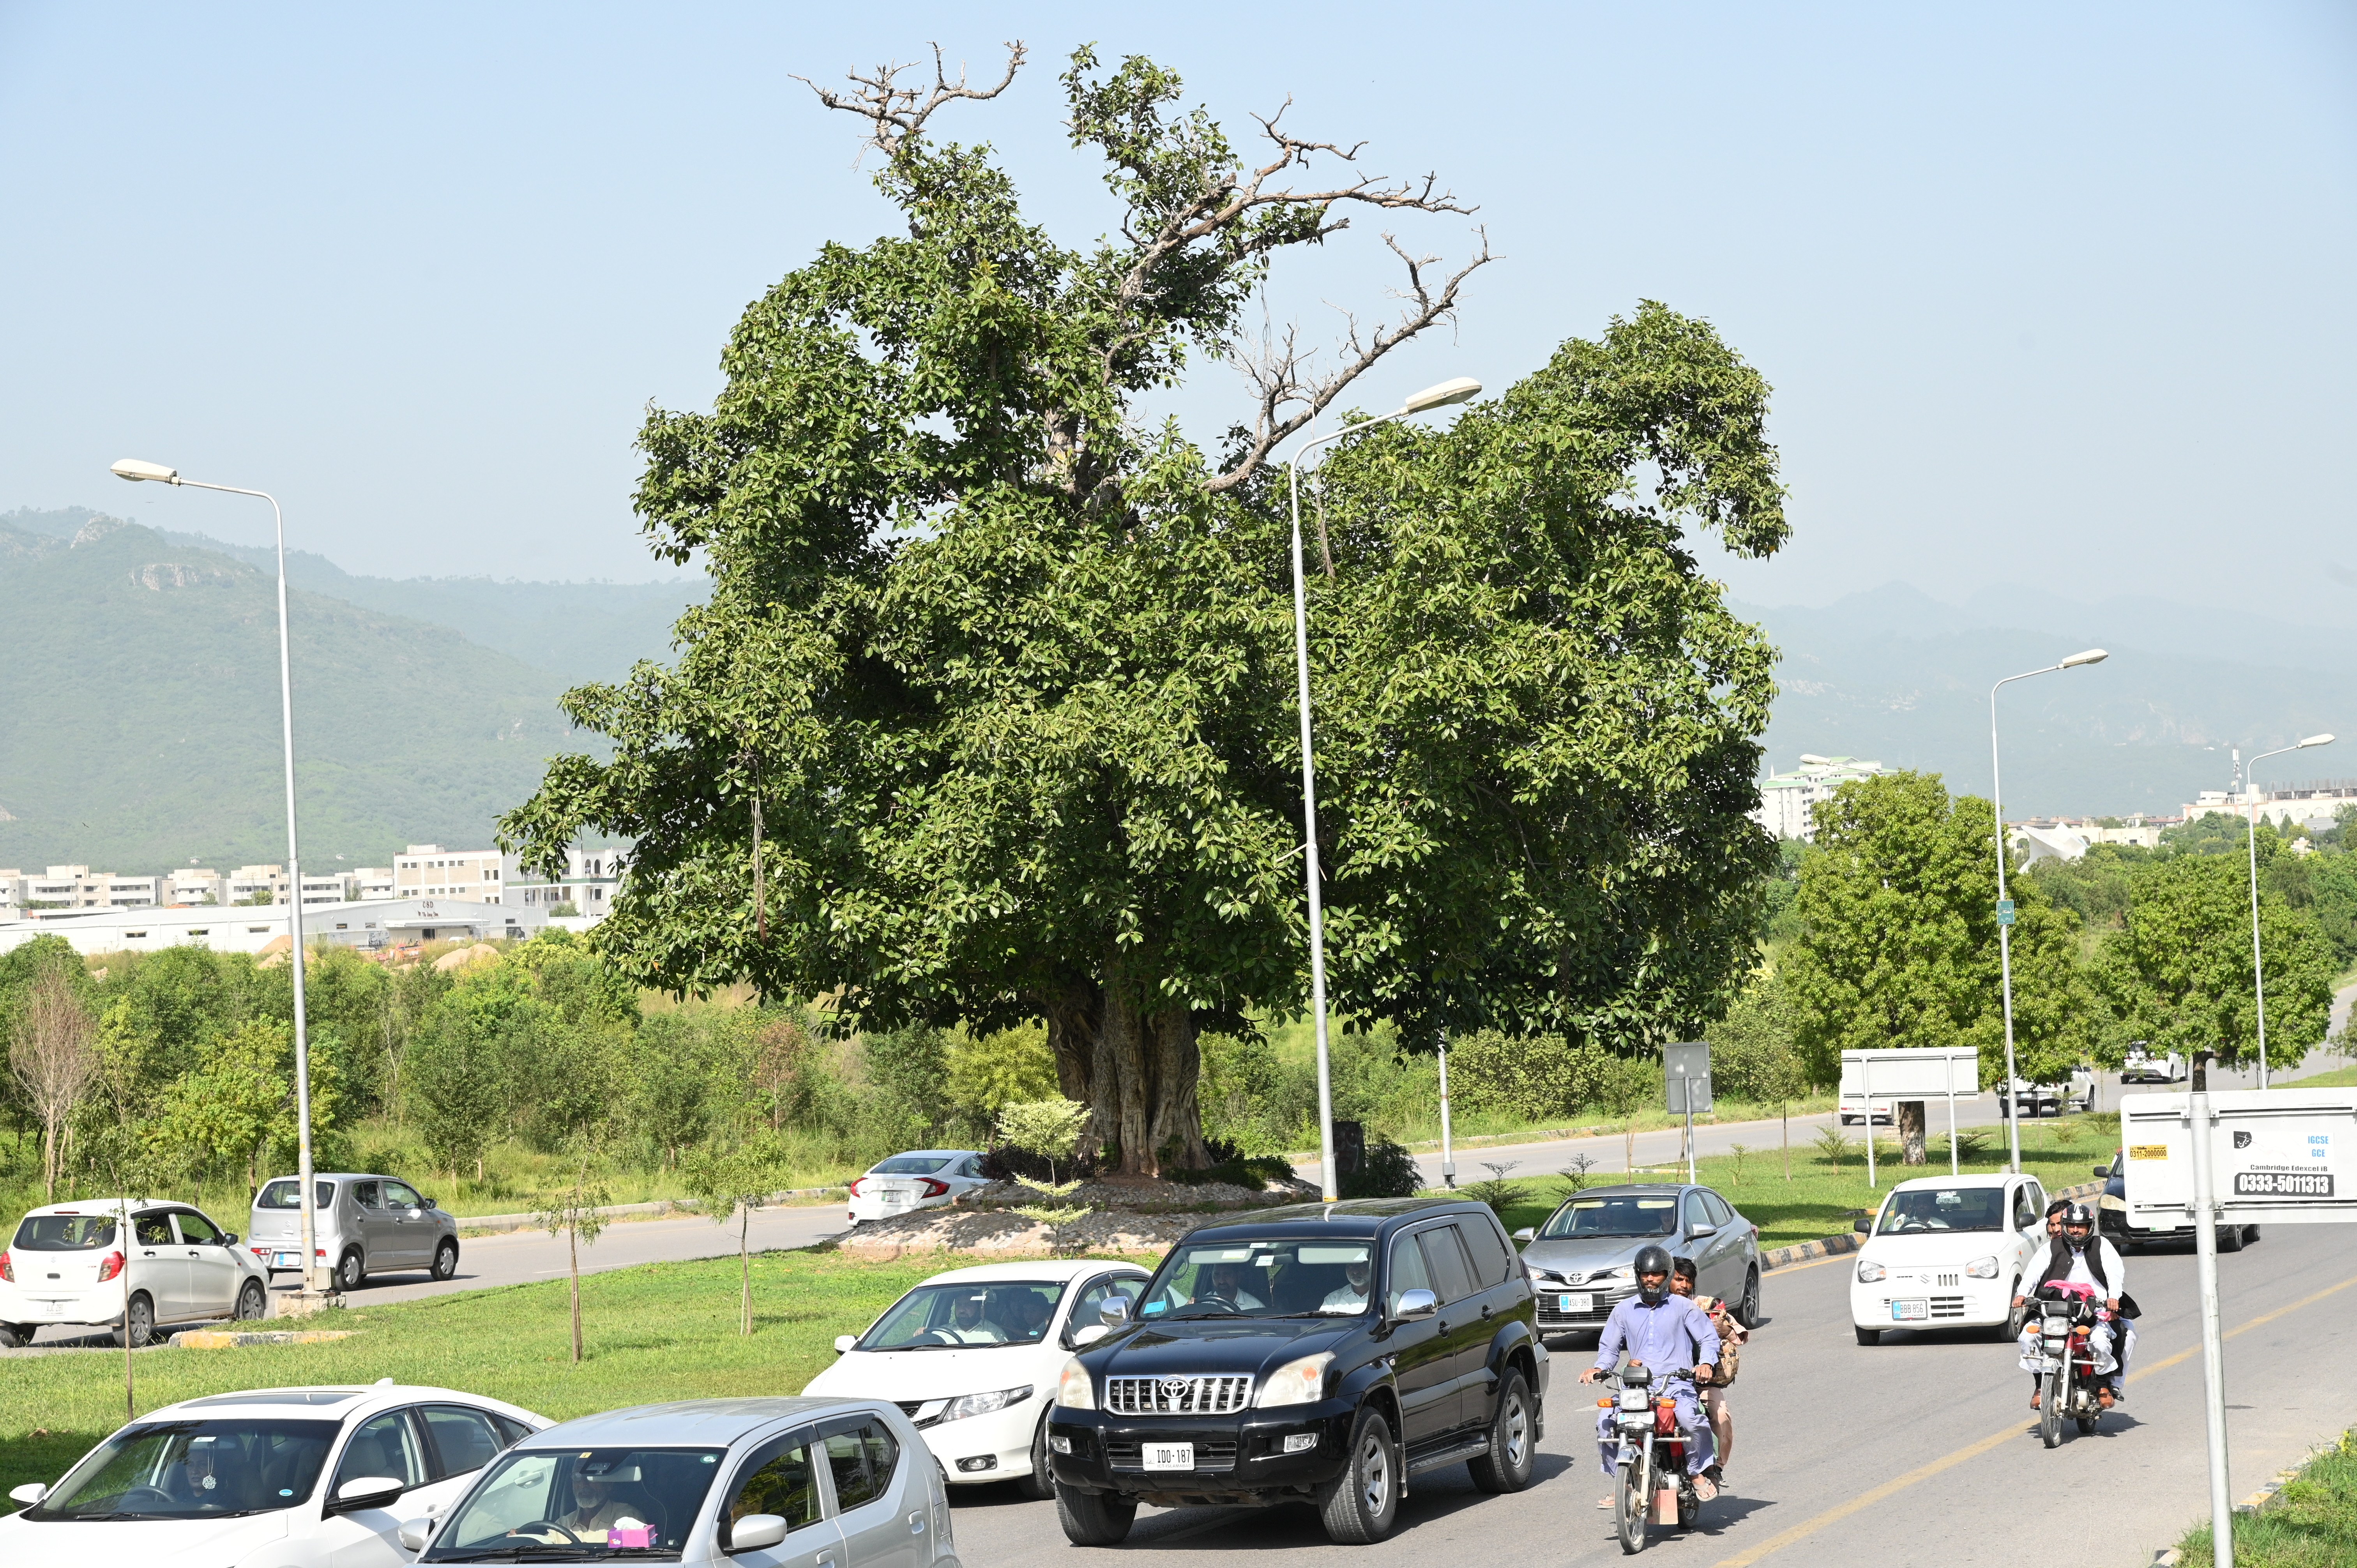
[1578,1244,1721,1505]
[2011,1201,2128,1409]
[1670,1257,1744,1489]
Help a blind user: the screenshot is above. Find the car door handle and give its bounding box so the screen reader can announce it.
[1437,1320,1450,1333]
[1481,1303,1493,1319]
[908,1511,926,1534]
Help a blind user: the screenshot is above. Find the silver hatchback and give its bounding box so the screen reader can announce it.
[247,1172,461,1292]
[407,1397,962,1568]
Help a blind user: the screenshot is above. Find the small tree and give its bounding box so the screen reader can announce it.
[11,968,99,1201]
[535,1140,611,1363]
[995,1098,1090,1184]
[682,1134,791,1336]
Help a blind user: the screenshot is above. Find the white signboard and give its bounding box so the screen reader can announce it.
[1664,1042,1712,1114]
[2121,1088,2357,1227]
[1839,1047,1979,1106]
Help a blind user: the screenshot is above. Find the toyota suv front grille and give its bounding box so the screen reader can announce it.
[1103,1375,1254,1415]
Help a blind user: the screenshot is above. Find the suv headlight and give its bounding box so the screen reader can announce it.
[1255,1352,1335,1409]
[943,1385,1033,1422]
[1855,1259,1886,1284]
[1055,1357,1095,1411]
[1965,1256,2000,1279]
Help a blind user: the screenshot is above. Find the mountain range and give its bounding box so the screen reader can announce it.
[5,500,2348,874]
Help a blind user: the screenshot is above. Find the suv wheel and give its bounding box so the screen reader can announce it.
[431,1240,460,1281]
[1467,1367,1536,1493]
[1055,1487,1136,1546]
[335,1248,366,1292]
[1316,1406,1401,1544]
[1015,1411,1055,1502]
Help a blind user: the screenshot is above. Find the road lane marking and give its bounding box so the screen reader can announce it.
[1709,1270,2357,1567]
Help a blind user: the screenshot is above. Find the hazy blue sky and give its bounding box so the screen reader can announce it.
[5,3,2352,618]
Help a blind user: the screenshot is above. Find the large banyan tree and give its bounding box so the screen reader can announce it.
[503,44,1788,1174]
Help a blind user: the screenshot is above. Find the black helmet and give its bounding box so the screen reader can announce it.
[2062,1202,2096,1231]
[1634,1244,1674,1304]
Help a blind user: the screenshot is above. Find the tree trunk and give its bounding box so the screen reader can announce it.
[1898,1100,1928,1165]
[1042,975,1211,1176]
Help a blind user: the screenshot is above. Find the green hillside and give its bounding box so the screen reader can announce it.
[0,520,589,871]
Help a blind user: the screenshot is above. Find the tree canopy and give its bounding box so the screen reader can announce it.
[503,44,1786,1171]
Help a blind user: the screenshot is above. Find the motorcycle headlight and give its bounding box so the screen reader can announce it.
[1055,1357,1095,1411]
[1255,1352,1335,1409]
[1855,1260,1886,1284]
[1965,1256,2000,1279]
[943,1385,1034,1423]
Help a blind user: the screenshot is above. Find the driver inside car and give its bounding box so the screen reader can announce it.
[1200,1261,1266,1310]
[511,1463,653,1543]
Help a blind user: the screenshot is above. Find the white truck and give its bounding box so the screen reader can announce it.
[2120,1046,2187,1084]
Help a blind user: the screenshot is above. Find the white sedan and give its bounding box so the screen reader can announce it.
[845,1150,991,1226]
[0,1382,549,1568]
[802,1260,1150,1496]
[1850,1172,2052,1344]
[1,1199,270,1347]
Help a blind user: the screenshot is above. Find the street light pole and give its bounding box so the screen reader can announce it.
[1989,648,2108,1174]
[2243,733,2334,1090]
[112,458,327,1297]
[1286,377,1480,1202]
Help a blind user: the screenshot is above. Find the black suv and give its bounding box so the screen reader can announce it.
[1046,1197,1546,1545]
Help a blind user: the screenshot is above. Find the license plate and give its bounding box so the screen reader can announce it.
[1143,1443,1194,1472]
[1891,1299,1929,1321]
[1559,1293,1594,1314]
[274,1252,299,1268]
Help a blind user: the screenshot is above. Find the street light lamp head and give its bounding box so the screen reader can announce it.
[1401,377,1482,414]
[2058,648,2108,668]
[2298,734,2335,749]
[111,459,180,485]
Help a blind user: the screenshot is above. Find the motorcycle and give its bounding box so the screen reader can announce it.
[2027,1286,2109,1447]
[1599,1364,1702,1554]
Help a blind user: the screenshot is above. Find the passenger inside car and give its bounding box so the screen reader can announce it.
[1877,1188,2005,1233]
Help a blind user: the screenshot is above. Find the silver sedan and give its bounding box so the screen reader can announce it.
[1513,1182,1761,1338]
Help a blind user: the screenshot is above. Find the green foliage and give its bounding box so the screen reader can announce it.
[1704,978,1810,1100]
[994,1098,1091,1182]
[1340,1136,1422,1199]
[945,1023,1057,1116]
[1445,1030,1663,1122]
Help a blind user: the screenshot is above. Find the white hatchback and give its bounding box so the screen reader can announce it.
[0,1382,549,1568]
[801,1261,1150,1496]
[1,1199,270,1348]
[844,1151,990,1226]
[1849,1172,2050,1344]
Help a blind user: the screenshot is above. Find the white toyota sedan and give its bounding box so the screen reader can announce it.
[845,1151,991,1226]
[0,1382,549,1568]
[1849,1172,2051,1344]
[1,1199,270,1348]
[802,1261,1150,1495]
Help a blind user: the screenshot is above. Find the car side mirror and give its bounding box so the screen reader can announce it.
[2092,1166,2108,1178]
[397,1519,434,1552]
[1099,1297,1131,1328]
[1853,1218,1871,1234]
[424,1198,439,1210]
[9,1482,48,1506]
[222,1232,239,1246]
[727,1515,789,1553]
[1072,1324,1109,1347]
[332,1476,405,1513]
[1512,1227,1535,1243]
[834,1335,857,1353]
[1393,1288,1439,1322]
[1687,1224,1717,1239]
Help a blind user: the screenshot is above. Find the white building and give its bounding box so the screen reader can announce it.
[1752,755,1889,842]
[504,846,622,922]
[0,896,542,959]
[353,866,396,900]
[394,845,506,901]
[227,864,290,905]
[2184,780,2357,835]
[169,867,225,906]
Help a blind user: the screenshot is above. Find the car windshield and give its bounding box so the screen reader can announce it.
[1539,1196,1679,1240]
[14,1213,119,1250]
[1876,1188,2005,1234]
[1138,1238,1376,1320]
[868,1156,951,1175]
[859,1279,1070,1347]
[256,1180,337,1211]
[28,1418,338,1520]
[425,1447,725,1561]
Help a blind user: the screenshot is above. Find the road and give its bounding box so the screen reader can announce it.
[944,1221,2357,1568]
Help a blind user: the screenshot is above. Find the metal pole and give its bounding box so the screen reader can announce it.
[1437,1024,1456,1189]
[1863,1056,1876,1188]
[1991,680,2022,1176]
[2187,1064,2233,1568]
[1948,1076,1959,1176]
[1683,1075,1696,1185]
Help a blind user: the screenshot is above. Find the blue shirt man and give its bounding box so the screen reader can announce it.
[1579,1255,1722,1490]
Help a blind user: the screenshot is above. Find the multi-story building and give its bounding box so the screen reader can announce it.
[502,846,623,921]
[298,872,352,907]
[353,867,396,900]
[2184,780,2357,835]
[394,845,506,902]
[168,867,225,906]
[226,864,290,906]
[0,872,20,917]
[1752,756,1889,842]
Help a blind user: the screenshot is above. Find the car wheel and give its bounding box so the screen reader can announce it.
[2217,1225,2245,1254]
[235,1280,268,1321]
[431,1239,460,1281]
[2001,1282,2027,1342]
[1854,1326,1880,1346]
[1055,1487,1136,1546]
[2243,1225,2261,1246]
[1014,1411,1056,1502]
[1316,1406,1401,1544]
[1738,1267,1760,1326]
[119,1292,156,1349]
[0,1324,25,1349]
[1467,1367,1536,1493]
[336,1248,366,1292]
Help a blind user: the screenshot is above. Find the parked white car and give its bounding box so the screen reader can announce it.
[1849,1172,2051,1344]
[802,1260,1150,1497]
[845,1150,991,1226]
[0,1382,548,1568]
[0,1199,270,1348]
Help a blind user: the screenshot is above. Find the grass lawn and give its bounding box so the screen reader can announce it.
[1464,1117,2120,1250]
[0,1247,1146,1504]
[2179,1429,2357,1567]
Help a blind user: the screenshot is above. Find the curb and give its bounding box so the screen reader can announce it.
[173,1329,357,1349]
[453,1186,845,1236]
[1759,1179,2104,1273]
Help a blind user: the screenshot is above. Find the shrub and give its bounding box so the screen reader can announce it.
[1341,1135,1421,1198]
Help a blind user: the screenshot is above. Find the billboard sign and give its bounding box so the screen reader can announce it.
[1664,1042,1712,1114]
[1839,1047,1979,1106]
[2121,1088,2357,1227]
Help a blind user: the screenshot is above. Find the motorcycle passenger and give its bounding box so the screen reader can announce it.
[1578,1244,1722,1505]
[1670,1257,1745,1488]
[2011,1201,2127,1409]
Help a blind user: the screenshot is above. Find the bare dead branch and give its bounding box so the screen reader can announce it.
[795,41,1026,159]
[1207,226,1496,493]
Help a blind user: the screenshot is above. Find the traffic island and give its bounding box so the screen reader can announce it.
[172,1329,359,1349]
